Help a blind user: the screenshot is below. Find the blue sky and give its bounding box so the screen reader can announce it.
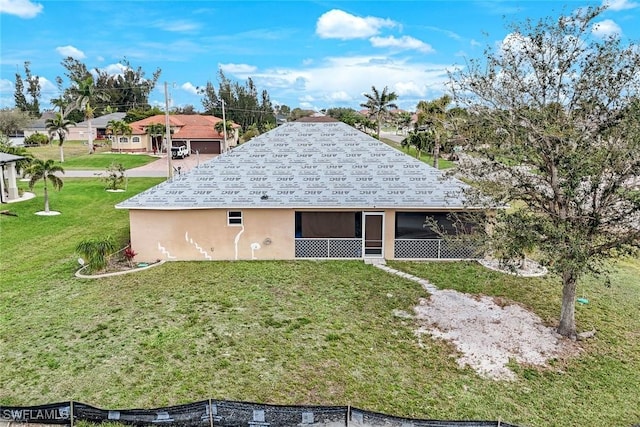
[1,0,639,112]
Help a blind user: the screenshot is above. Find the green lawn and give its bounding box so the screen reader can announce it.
[1,179,639,427]
[25,141,158,170]
[380,138,456,169]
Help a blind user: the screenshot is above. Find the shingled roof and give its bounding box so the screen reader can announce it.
[116,121,473,210]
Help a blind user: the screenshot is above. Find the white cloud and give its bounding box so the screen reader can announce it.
[369,35,435,53]
[228,55,455,111]
[103,63,128,75]
[219,63,258,74]
[181,82,199,95]
[470,39,482,48]
[0,79,14,107]
[328,91,352,102]
[0,0,42,18]
[592,19,622,37]
[96,56,105,62]
[55,45,86,59]
[0,78,12,92]
[316,9,396,40]
[393,81,426,97]
[150,19,200,32]
[603,0,639,10]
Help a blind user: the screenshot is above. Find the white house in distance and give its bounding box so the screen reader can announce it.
[116,120,483,262]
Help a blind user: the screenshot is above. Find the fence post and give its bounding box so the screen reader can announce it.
[346,405,350,427]
[208,398,214,427]
[437,239,442,259]
[69,401,74,427]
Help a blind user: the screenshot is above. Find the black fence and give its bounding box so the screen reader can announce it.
[0,400,523,427]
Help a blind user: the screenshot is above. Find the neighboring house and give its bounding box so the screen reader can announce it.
[67,112,126,142]
[23,111,56,140]
[0,153,24,203]
[118,115,240,155]
[116,120,484,262]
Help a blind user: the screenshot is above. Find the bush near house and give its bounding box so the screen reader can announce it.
[24,132,50,146]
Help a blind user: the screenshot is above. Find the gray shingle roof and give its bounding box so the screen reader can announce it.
[116,121,472,210]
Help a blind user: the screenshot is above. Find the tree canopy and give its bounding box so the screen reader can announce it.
[451,6,640,338]
[201,70,275,131]
[360,86,399,139]
[14,62,41,117]
[54,58,161,121]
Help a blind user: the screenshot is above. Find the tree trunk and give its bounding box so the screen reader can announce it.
[59,144,64,163]
[433,142,440,169]
[557,270,578,338]
[88,118,94,154]
[43,185,50,213]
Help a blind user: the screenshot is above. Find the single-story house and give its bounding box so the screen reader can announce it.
[116,120,483,262]
[66,112,126,142]
[0,153,24,203]
[115,115,240,154]
[22,111,56,141]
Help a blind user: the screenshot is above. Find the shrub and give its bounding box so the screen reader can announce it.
[122,246,137,267]
[24,132,49,146]
[103,162,126,190]
[76,236,116,272]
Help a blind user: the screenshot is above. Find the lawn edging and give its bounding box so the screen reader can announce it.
[75,259,167,279]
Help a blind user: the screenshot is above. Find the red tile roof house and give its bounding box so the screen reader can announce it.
[113,115,240,155]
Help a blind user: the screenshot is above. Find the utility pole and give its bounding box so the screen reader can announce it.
[221,98,228,153]
[164,82,173,178]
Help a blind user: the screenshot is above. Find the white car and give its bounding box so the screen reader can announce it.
[171,145,189,159]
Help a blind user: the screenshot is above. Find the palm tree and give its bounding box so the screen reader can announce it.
[360,86,399,140]
[68,76,109,154]
[416,95,453,169]
[145,122,165,154]
[401,130,433,160]
[214,120,235,152]
[107,120,132,153]
[27,159,64,214]
[45,112,75,163]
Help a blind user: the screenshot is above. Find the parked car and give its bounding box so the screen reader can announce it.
[171,145,189,159]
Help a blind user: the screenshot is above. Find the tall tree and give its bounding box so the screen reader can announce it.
[14,72,27,112]
[124,106,164,123]
[27,159,64,214]
[68,75,109,153]
[450,6,640,338]
[201,70,275,131]
[416,95,453,169]
[45,112,75,162]
[14,62,41,117]
[24,62,41,117]
[360,86,399,140]
[58,57,161,117]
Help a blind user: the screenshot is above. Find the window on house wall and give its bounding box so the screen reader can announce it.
[119,137,129,143]
[228,211,243,226]
[132,137,140,143]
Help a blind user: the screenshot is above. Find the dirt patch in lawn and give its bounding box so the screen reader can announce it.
[413,286,577,380]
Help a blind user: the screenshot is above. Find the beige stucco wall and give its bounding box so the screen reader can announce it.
[127,208,469,262]
[129,208,296,261]
[111,135,148,152]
